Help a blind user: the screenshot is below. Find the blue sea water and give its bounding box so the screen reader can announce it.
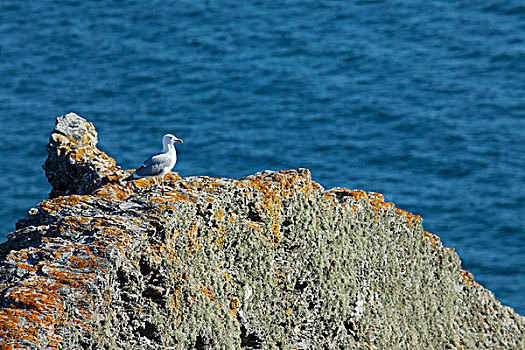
[0,1,523,314]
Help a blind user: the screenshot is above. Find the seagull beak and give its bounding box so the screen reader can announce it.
[175,138,183,143]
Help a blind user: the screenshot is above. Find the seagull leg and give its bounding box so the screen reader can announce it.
[148,178,157,193]
[128,180,137,192]
[161,176,165,195]
[153,177,160,193]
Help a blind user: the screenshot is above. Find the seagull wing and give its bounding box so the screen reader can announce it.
[133,152,174,178]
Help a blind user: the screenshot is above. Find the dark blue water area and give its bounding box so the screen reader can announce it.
[0,1,523,313]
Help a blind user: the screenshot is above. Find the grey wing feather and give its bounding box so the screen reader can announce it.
[133,153,173,178]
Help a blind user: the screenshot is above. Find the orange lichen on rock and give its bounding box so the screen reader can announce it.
[51,120,116,173]
[241,170,314,247]
[2,113,522,349]
[0,272,90,349]
[424,231,442,251]
[247,221,262,232]
[327,188,421,226]
[93,182,133,201]
[461,270,475,287]
[39,195,90,216]
[200,284,215,302]
[0,195,146,348]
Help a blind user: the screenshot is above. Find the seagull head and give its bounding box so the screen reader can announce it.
[163,134,183,145]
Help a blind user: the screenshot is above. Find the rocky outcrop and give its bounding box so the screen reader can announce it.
[42,113,125,198]
[0,113,523,349]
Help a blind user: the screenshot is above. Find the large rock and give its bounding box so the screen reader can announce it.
[0,113,523,349]
[42,112,125,198]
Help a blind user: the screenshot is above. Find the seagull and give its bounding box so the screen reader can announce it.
[125,134,183,194]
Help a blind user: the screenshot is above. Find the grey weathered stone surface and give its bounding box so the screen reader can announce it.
[42,112,125,198]
[0,112,523,349]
